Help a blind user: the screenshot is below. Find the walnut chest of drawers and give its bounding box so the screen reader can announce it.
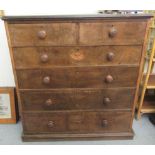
[2,14,152,141]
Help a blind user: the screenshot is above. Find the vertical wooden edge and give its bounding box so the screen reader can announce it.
[130,18,152,125]
[75,22,79,45]
[9,88,16,122]
[4,21,23,122]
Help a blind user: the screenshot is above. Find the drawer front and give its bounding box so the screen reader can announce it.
[23,111,131,134]
[8,21,146,47]
[79,21,146,45]
[13,46,142,68]
[20,88,135,111]
[16,66,138,89]
[8,23,77,46]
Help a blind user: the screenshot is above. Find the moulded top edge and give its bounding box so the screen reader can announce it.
[1,14,153,21]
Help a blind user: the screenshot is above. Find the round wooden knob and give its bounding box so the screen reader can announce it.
[102,120,108,127]
[40,54,48,62]
[107,52,115,61]
[109,27,117,38]
[105,75,113,83]
[103,97,111,104]
[38,30,47,39]
[47,121,54,128]
[45,99,53,106]
[43,76,50,84]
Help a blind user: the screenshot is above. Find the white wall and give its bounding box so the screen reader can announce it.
[0,0,154,87]
[0,21,15,86]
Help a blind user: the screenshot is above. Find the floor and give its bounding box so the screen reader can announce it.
[0,114,154,145]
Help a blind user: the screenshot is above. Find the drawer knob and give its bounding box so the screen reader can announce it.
[107,52,114,61]
[103,97,111,104]
[102,119,108,127]
[43,76,50,84]
[40,54,48,62]
[105,75,113,83]
[45,99,53,106]
[109,27,117,38]
[47,121,54,128]
[38,30,47,39]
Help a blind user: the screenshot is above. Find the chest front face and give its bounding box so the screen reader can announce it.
[4,15,151,141]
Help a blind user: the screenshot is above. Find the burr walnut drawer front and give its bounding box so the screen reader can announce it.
[8,23,77,47]
[23,111,132,134]
[16,66,138,89]
[20,88,135,111]
[79,21,146,45]
[13,46,142,68]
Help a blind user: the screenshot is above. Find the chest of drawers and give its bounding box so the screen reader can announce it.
[2,14,152,141]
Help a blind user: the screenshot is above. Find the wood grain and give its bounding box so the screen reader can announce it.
[23,111,132,134]
[13,46,142,68]
[8,23,77,47]
[8,21,147,47]
[79,21,146,45]
[16,66,139,89]
[2,15,152,140]
[2,14,153,21]
[20,88,135,111]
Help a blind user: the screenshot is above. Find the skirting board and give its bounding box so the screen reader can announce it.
[22,130,134,142]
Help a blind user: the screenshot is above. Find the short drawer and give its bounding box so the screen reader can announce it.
[20,88,135,111]
[23,111,132,134]
[79,21,146,45]
[16,66,139,89]
[8,23,77,46]
[13,46,142,68]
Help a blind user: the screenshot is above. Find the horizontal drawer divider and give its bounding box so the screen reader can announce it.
[13,44,143,48]
[15,64,139,70]
[11,43,144,48]
[22,109,132,113]
[19,87,136,92]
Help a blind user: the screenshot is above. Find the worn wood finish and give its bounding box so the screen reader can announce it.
[8,21,146,47]
[79,21,146,45]
[8,23,77,47]
[2,14,152,141]
[23,111,132,134]
[2,14,153,21]
[22,131,134,141]
[4,22,24,119]
[16,66,139,89]
[13,46,142,68]
[20,88,135,111]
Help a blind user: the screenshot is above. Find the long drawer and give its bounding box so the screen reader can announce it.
[20,88,135,111]
[23,111,132,134]
[13,46,142,68]
[8,21,146,47]
[16,66,139,89]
